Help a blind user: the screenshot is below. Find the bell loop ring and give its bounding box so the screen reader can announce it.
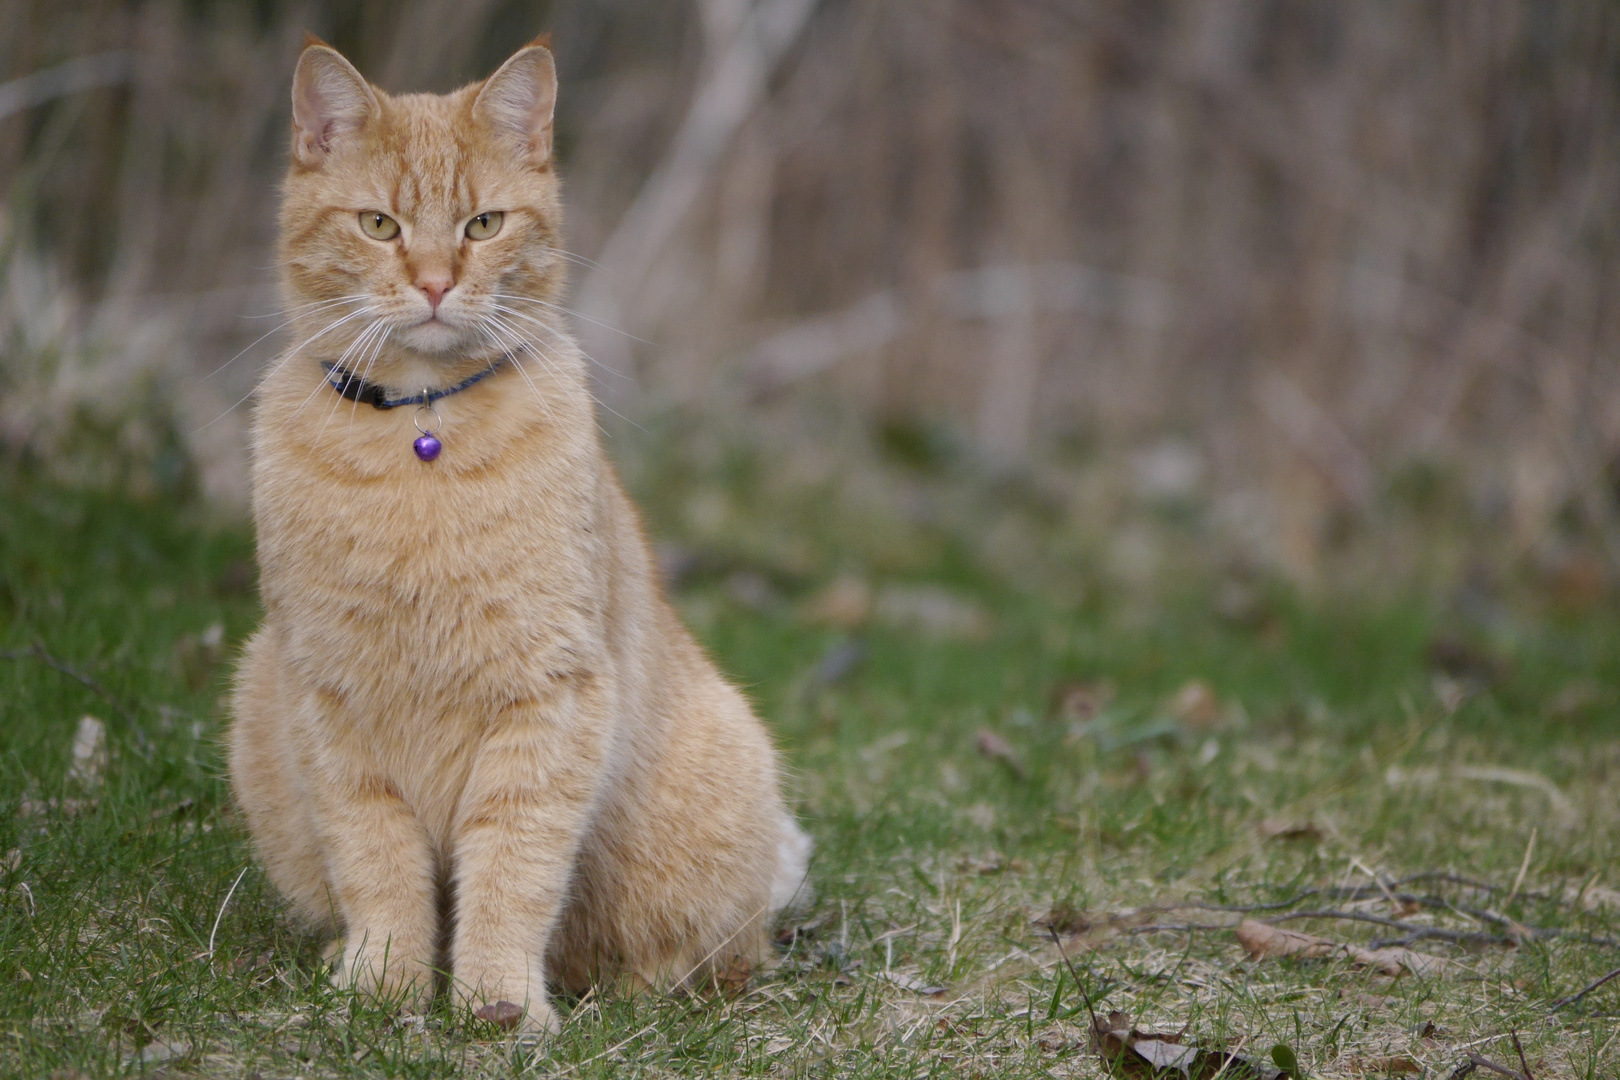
[414,392,442,437]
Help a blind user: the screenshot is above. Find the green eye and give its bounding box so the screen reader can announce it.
[359,211,399,240]
[466,211,504,240]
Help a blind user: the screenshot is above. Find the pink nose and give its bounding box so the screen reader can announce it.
[418,276,453,311]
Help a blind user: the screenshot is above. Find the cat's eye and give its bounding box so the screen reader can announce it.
[465,211,504,241]
[359,211,400,241]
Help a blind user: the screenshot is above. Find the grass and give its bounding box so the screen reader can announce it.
[2,462,1620,1079]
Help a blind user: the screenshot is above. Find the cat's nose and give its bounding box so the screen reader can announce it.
[417,275,454,311]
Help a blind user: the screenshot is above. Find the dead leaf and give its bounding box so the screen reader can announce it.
[956,851,1007,875]
[878,970,948,998]
[1258,819,1321,842]
[872,585,992,640]
[1338,987,1391,1009]
[803,575,871,628]
[1424,635,1503,684]
[1168,680,1220,729]
[2,850,18,873]
[1034,903,1091,936]
[711,956,755,996]
[774,914,826,947]
[1236,919,1448,977]
[68,715,106,788]
[149,798,197,821]
[975,730,1027,778]
[1544,549,1610,610]
[1053,680,1115,725]
[473,1000,525,1030]
[1090,1009,1287,1079]
[1350,1056,1420,1074]
[132,1038,190,1065]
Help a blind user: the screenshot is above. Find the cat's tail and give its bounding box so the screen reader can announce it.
[768,814,814,921]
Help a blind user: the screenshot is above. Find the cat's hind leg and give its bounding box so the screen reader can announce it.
[228,628,334,927]
[550,676,802,995]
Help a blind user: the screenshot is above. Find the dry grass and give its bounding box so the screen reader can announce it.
[2,1,1620,590]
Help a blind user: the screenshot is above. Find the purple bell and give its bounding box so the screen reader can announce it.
[413,434,442,461]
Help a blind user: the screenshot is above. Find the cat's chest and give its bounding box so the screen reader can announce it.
[256,452,605,689]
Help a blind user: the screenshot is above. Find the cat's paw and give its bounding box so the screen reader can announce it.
[472,997,559,1035]
[321,935,346,973]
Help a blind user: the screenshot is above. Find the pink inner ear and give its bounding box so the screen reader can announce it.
[292,48,376,162]
[475,49,557,163]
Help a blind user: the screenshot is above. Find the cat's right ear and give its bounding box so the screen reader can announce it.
[290,41,379,168]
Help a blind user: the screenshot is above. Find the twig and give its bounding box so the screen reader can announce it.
[1045,928,1099,1032]
[0,643,135,723]
[1465,1051,1530,1080]
[1510,1031,1535,1080]
[1551,965,1620,1010]
[1168,872,1558,916]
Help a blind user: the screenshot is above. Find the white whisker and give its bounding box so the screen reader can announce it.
[196,305,380,432]
[489,300,632,382]
[302,318,388,435]
[490,292,654,349]
[205,295,367,379]
[485,310,643,434]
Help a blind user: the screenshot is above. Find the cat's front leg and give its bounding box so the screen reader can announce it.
[449,684,605,1034]
[305,728,440,1008]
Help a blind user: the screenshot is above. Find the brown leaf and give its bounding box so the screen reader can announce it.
[1090,1009,1285,1079]
[711,956,755,996]
[975,730,1027,778]
[1034,903,1091,936]
[1052,680,1115,725]
[1350,1056,1421,1074]
[1168,680,1220,729]
[1258,819,1321,842]
[803,575,871,628]
[774,914,826,947]
[473,1000,525,1030]
[956,851,1007,874]
[878,970,948,998]
[1236,919,1448,977]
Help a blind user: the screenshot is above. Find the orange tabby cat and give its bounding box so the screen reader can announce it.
[229,38,810,1033]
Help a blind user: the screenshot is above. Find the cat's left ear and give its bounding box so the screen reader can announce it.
[473,41,558,168]
[291,41,379,168]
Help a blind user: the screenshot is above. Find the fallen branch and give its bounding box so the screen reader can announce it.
[1456,1051,1531,1080]
[1550,964,1620,1010]
[1,643,134,723]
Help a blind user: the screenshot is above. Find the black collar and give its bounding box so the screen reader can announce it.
[322,355,509,410]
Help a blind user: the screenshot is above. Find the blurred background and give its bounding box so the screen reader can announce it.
[3,0,1619,608]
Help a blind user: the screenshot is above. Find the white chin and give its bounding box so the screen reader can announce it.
[402,321,465,354]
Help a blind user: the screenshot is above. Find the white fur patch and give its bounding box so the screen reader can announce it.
[769,815,814,919]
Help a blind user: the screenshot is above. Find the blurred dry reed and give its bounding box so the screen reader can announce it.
[2,0,1618,587]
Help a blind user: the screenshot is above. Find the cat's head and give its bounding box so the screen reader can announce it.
[280,38,565,360]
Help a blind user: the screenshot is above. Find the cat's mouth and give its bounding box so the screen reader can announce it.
[401,313,466,354]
